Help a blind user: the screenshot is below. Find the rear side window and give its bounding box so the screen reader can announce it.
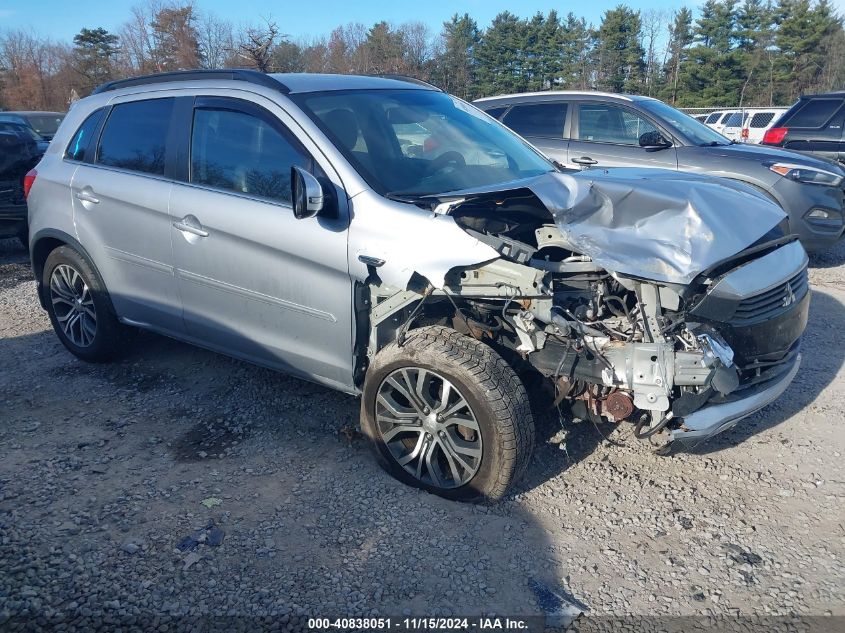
[190,107,309,204]
[705,112,722,124]
[784,99,844,128]
[96,98,174,176]
[502,103,568,138]
[483,106,508,120]
[749,112,775,128]
[65,108,105,161]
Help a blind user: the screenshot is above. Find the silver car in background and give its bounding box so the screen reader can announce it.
[475,92,845,252]
[25,71,809,501]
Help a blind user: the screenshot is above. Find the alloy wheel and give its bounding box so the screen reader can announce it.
[375,367,483,489]
[49,264,97,347]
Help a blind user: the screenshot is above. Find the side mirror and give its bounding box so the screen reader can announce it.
[291,165,324,219]
[639,131,672,149]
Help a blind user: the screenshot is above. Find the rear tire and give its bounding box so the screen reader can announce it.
[42,245,133,362]
[361,326,534,502]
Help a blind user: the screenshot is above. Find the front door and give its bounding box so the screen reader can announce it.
[169,95,354,390]
[567,102,678,170]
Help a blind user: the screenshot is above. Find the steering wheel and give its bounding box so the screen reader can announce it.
[427,151,466,174]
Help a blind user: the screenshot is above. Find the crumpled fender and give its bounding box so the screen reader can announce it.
[348,189,499,289]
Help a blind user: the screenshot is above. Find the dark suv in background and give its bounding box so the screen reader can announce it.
[762,91,845,165]
[0,111,65,142]
[475,91,845,252]
[0,122,42,246]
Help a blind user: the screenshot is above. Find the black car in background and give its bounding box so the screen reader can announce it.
[0,111,65,142]
[0,123,43,247]
[762,92,845,164]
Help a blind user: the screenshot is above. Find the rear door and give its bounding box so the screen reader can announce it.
[71,96,185,334]
[169,94,354,389]
[499,102,570,166]
[566,101,678,170]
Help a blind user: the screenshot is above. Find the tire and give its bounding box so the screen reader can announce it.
[42,245,133,362]
[361,325,535,502]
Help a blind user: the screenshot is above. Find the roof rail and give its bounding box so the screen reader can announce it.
[92,69,288,95]
[374,74,441,91]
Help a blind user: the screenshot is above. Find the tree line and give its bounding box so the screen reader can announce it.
[1,0,842,113]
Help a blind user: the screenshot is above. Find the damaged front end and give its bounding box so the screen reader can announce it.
[357,169,809,446]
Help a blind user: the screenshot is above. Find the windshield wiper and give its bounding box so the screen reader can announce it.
[384,191,429,203]
[699,141,729,147]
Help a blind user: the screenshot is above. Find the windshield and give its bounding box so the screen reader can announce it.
[24,114,64,138]
[292,89,554,197]
[639,100,732,146]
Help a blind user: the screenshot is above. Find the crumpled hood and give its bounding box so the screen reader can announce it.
[432,168,787,285]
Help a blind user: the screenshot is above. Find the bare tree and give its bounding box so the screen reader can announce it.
[235,18,279,72]
[197,12,233,68]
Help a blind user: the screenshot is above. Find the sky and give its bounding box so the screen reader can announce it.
[1,0,844,43]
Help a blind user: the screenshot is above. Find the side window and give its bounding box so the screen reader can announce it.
[190,107,309,204]
[502,103,568,138]
[578,104,657,145]
[96,98,174,176]
[483,106,508,120]
[705,112,722,124]
[749,112,775,128]
[65,108,105,161]
[785,99,844,128]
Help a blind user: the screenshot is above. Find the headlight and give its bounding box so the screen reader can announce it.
[769,162,844,187]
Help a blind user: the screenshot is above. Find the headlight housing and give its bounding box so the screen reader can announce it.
[769,162,844,187]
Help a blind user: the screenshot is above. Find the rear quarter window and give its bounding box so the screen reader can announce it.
[96,98,175,176]
[65,108,106,161]
[483,106,508,120]
[783,98,844,128]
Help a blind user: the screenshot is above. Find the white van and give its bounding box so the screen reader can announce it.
[703,110,737,135]
[722,111,751,141]
[742,108,788,144]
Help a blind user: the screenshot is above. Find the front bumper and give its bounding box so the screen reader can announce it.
[671,353,801,443]
[772,178,845,252]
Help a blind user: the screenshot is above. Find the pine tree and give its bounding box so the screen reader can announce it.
[593,6,646,93]
[71,27,120,94]
[434,14,480,99]
[662,8,694,104]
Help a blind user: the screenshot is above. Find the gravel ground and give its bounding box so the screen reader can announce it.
[1,236,844,631]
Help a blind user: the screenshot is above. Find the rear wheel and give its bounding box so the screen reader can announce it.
[42,245,133,362]
[361,326,534,502]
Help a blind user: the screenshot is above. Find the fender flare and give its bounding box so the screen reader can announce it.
[30,228,110,312]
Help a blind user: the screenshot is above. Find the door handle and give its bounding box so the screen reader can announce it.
[358,255,385,267]
[74,190,100,204]
[572,156,598,166]
[173,216,209,238]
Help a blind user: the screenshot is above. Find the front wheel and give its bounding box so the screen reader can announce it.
[361,326,535,502]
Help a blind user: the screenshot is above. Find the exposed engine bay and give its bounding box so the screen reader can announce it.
[356,170,809,445]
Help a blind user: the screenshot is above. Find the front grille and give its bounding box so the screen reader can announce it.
[731,268,808,325]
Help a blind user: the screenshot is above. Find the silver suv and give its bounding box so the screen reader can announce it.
[25,71,809,501]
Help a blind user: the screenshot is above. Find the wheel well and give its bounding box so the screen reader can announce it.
[32,237,65,282]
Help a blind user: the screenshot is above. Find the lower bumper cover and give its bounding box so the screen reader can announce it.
[671,353,801,443]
